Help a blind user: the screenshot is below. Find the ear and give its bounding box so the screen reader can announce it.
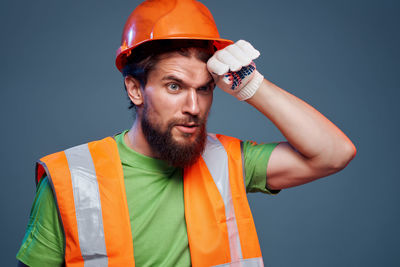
[125,76,144,106]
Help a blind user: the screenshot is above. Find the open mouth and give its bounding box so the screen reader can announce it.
[175,124,199,134]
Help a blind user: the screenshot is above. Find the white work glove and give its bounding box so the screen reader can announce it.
[207,40,264,101]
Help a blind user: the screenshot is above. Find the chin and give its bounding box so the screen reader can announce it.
[173,128,199,140]
[173,134,197,144]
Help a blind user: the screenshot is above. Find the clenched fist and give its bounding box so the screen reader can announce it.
[207,40,264,101]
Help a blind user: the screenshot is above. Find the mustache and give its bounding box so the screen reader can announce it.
[168,115,205,126]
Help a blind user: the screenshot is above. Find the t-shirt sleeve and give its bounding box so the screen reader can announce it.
[16,176,65,267]
[243,140,281,194]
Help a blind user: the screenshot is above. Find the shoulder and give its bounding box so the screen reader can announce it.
[208,133,241,146]
[39,136,116,160]
[36,136,116,183]
[204,133,242,158]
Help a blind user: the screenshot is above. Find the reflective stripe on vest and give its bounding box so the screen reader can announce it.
[36,134,263,267]
[64,144,108,266]
[203,135,243,261]
[184,134,263,266]
[37,137,135,267]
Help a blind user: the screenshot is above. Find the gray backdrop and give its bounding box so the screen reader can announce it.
[1,0,399,266]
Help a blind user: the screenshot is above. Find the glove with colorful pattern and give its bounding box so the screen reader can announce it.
[207,40,264,101]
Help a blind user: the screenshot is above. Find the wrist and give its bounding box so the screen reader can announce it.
[235,70,264,101]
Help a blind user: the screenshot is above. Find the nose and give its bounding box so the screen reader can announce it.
[182,88,200,116]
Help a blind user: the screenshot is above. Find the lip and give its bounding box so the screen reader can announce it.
[175,124,199,134]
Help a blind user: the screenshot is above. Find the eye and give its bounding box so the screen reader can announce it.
[167,83,180,91]
[197,85,214,94]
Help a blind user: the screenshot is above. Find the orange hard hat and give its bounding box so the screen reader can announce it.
[115,0,234,72]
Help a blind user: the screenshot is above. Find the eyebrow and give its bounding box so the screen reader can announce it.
[162,75,184,84]
[161,75,214,88]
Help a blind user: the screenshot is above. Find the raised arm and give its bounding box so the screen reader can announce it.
[207,40,356,190]
[246,78,356,190]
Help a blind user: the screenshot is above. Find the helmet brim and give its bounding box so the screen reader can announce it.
[115,37,234,73]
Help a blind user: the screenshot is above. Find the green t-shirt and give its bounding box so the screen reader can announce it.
[17,131,279,267]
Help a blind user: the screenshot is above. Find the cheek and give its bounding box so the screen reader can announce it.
[144,87,166,114]
[144,89,178,125]
[200,94,213,116]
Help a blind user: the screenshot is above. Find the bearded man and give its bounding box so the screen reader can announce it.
[17,1,356,266]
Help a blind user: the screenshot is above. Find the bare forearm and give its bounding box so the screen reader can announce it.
[246,79,356,168]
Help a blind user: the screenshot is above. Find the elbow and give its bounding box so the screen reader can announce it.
[328,141,357,172]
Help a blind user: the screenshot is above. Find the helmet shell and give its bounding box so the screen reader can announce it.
[115,0,233,72]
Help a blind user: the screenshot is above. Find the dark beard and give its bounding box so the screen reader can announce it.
[140,103,207,168]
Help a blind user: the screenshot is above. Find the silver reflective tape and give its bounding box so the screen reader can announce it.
[65,144,108,267]
[213,257,264,267]
[202,134,243,261]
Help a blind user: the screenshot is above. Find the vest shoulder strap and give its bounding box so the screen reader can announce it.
[36,137,135,267]
[184,134,263,266]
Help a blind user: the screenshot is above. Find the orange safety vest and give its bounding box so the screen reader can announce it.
[36,134,263,267]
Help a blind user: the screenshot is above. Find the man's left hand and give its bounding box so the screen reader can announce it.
[207,40,264,101]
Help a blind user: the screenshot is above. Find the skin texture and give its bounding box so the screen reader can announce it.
[246,79,356,190]
[139,97,207,167]
[124,51,214,160]
[125,49,356,190]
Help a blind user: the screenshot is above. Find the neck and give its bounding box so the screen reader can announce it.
[124,120,156,158]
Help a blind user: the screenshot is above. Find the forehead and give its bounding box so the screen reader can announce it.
[149,52,212,84]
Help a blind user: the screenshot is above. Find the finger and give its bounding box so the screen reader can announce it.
[236,40,260,60]
[226,44,252,66]
[207,56,229,75]
[215,49,242,72]
[222,72,233,86]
